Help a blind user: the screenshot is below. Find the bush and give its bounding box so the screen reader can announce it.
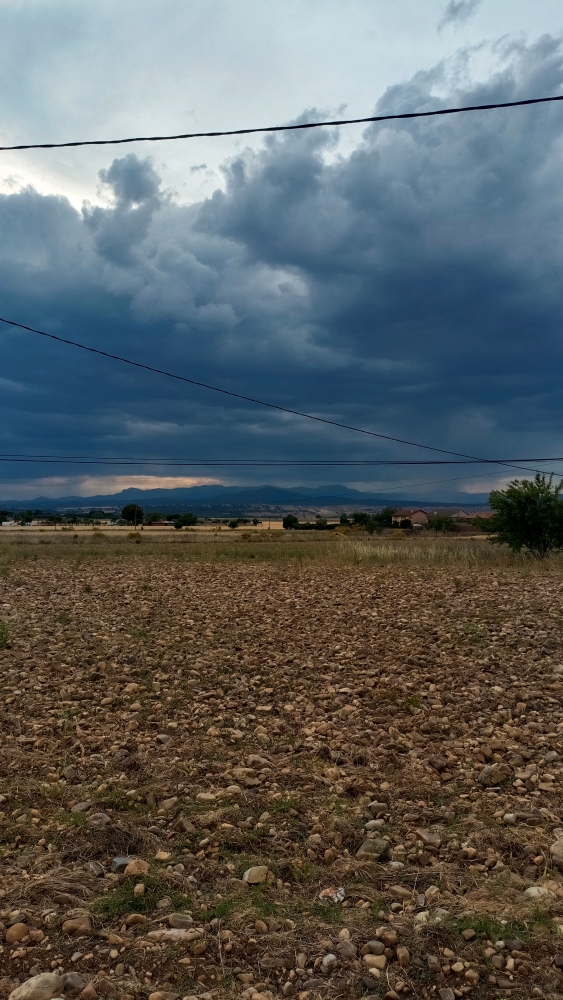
[488,473,563,557]
[122,504,143,524]
[283,514,299,530]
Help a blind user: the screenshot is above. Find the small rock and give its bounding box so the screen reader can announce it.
[9,974,63,1000]
[85,861,104,877]
[415,828,442,849]
[63,765,77,780]
[71,801,92,813]
[428,756,449,772]
[80,981,97,999]
[154,850,171,861]
[362,978,381,993]
[427,955,442,972]
[478,763,506,787]
[356,837,388,859]
[62,915,92,936]
[61,973,85,990]
[439,990,456,1000]
[242,865,270,884]
[6,922,29,944]
[363,954,386,970]
[465,969,479,985]
[125,913,147,925]
[367,801,388,816]
[168,913,193,928]
[321,953,338,973]
[337,939,357,960]
[451,961,464,973]
[551,840,563,871]
[461,928,476,941]
[124,857,149,875]
[94,981,113,998]
[524,885,554,899]
[87,812,111,827]
[281,985,295,997]
[147,928,203,942]
[389,885,412,900]
[497,979,514,991]
[361,940,385,956]
[111,856,132,874]
[396,946,410,967]
[504,938,525,951]
[503,813,517,825]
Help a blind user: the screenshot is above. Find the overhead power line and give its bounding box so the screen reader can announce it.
[0,454,562,467]
[0,94,562,152]
[0,315,546,478]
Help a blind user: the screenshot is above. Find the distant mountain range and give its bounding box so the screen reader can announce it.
[1,483,491,511]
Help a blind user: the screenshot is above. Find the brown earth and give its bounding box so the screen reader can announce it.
[1,533,563,1000]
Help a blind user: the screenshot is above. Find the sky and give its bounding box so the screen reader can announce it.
[2,0,563,500]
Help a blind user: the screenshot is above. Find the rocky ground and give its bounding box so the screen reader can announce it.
[2,543,563,1000]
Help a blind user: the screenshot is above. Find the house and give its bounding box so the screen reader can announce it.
[392,508,429,526]
[428,508,471,521]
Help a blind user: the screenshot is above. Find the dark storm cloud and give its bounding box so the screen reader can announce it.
[439,0,482,29]
[2,38,563,496]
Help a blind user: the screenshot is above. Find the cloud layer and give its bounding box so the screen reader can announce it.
[2,38,563,498]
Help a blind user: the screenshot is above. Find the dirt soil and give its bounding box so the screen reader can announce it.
[2,543,563,1000]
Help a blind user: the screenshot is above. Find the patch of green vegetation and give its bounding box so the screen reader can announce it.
[56,611,71,625]
[451,915,529,941]
[57,811,86,828]
[463,623,488,644]
[405,693,422,708]
[0,620,9,648]
[92,875,187,918]
[311,903,342,924]
[249,888,280,917]
[200,896,239,922]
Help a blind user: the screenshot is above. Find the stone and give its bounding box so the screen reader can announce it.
[524,885,554,899]
[551,840,563,871]
[9,974,63,1000]
[61,973,85,991]
[85,861,105,877]
[147,928,203,942]
[504,938,525,951]
[71,801,92,813]
[451,962,464,973]
[427,955,442,972]
[111,856,132,873]
[396,946,410,967]
[337,939,357,959]
[478,763,505,787]
[154,850,171,861]
[363,954,386,970]
[389,885,412,900]
[242,865,269,884]
[415,828,442,849]
[168,913,193,928]
[367,801,388,816]
[124,857,149,876]
[281,985,295,997]
[6,922,29,943]
[465,969,479,984]
[361,940,385,956]
[63,765,77,780]
[62,915,92,935]
[428,756,449,772]
[356,837,388,859]
[321,953,338,973]
[87,812,111,827]
[94,981,113,998]
[362,978,381,992]
[439,990,455,1000]
[461,928,476,941]
[125,914,147,925]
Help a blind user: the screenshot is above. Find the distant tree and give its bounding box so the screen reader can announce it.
[144,511,162,524]
[172,512,198,530]
[377,507,395,528]
[283,514,299,530]
[351,511,369,526]
[228,519,239,529]
[428,515,457,533]
[122,504,143,525]
[487,474,563,558]
[315,515,327,529]
[252,518,261,526]
[339,513,350,525]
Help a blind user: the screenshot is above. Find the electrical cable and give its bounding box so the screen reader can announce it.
[1,94,562,152]
[0,454,562,467]
[0,314,549,477]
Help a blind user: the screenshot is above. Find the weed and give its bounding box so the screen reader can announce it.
[0,620,9,648]
[92,875,186,918]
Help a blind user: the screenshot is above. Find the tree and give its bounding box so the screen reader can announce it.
[122,504,143,525]
[283,514,299,530]
[228,519,239,529]
[428,515,457,533]
[339,513,350,525]
[487,474,563,558]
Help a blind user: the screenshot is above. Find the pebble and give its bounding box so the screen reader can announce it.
[551,840,563,871]
[6,922,29,944]
[62,915,92,935]
[111,855,132,873]
[415,828,442,849]
[243,865,270,884]
[356,837,388,858]
[61,973,85,991]
[168,912,194,928]
[396,946,410,967]
[71,801,92,813]
[321,953,337,972]
[363,954,387,969]
[87,812,111,827]
[8,974,63,1000]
